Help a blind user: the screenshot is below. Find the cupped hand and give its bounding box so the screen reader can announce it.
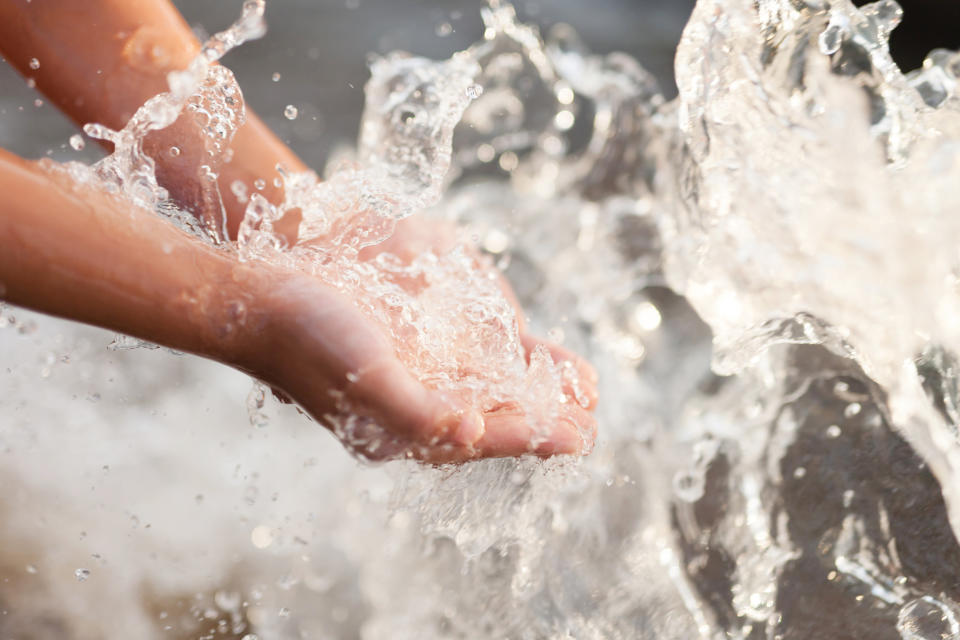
[247,260,597,464]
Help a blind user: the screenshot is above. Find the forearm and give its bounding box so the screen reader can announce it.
[0,148,269,367]
[0,0,307,236]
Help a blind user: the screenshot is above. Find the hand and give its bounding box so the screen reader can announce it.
[246,261,597,464]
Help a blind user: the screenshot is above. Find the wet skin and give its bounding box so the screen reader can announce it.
[0,0,597,462]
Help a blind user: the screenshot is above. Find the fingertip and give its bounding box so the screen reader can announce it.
[436,407,485,448]
[537,403,597,457]
[456,409,486,447]
[521,334,599,408]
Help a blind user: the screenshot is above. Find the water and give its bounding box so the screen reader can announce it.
[4,0,960,638]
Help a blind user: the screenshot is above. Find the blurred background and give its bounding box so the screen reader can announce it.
[0,0,694,170]
[0,0,957,169]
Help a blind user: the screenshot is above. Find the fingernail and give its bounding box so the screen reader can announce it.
[534,428,582,457]
[452,410,485,447]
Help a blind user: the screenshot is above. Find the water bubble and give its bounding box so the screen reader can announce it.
[818,22,847,56]
[283,105,298,120]
[169,146,181,157]
[826,424,842,438]
[466,84,483,100]
[82,122,115,143]
[28,57,40,70]
[271,72,281,82]
[673,469,706,502]
[74,568,90,582]
[436,22,453,37]
[253,178,266,190]
[33,98,43,108]
[69,134,85,151]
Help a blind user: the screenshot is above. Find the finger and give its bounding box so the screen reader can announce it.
[521,334,599,410]
[346,354,485,448]
[472,401,595,458]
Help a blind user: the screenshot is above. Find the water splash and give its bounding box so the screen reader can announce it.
[8,0,960,637]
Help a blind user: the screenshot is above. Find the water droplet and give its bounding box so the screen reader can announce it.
[69,134,85,151]
[247,382,269,428]
[466,84,483,100]
[74,568,90,582]
[498,151,519,172]
[844,402,862,418]
[793,466,807,479]
[254,178,266,191]
[477,143,496,163]
[284,104,298,120]
[271,72,281,82]
[843,489,855,507]
[169,146,181,157]
[435,22,453,37]
[33,98,43,108]
[554,110,575,130]
[25,565,37,574]
[251,525,273,549]
[278,607,291,617]
[28,58,40,70]
[826,424,842,438]
[631,302,662,332]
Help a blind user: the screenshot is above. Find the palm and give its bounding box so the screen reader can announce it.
[257,220,597,463]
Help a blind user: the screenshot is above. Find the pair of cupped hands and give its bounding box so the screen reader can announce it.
[0,0,597,463]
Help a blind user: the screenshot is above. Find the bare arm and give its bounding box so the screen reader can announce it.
[0,0,306,237]
[0,150,594,461]
[0,0,598,460]
[0,148,265,364]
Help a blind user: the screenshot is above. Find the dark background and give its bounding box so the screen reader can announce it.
[0,0,956,169]
[854,0,960,72]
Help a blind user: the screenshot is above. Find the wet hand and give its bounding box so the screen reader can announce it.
[247,266,597,464]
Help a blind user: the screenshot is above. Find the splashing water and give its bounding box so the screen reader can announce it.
[7,0,960,637]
